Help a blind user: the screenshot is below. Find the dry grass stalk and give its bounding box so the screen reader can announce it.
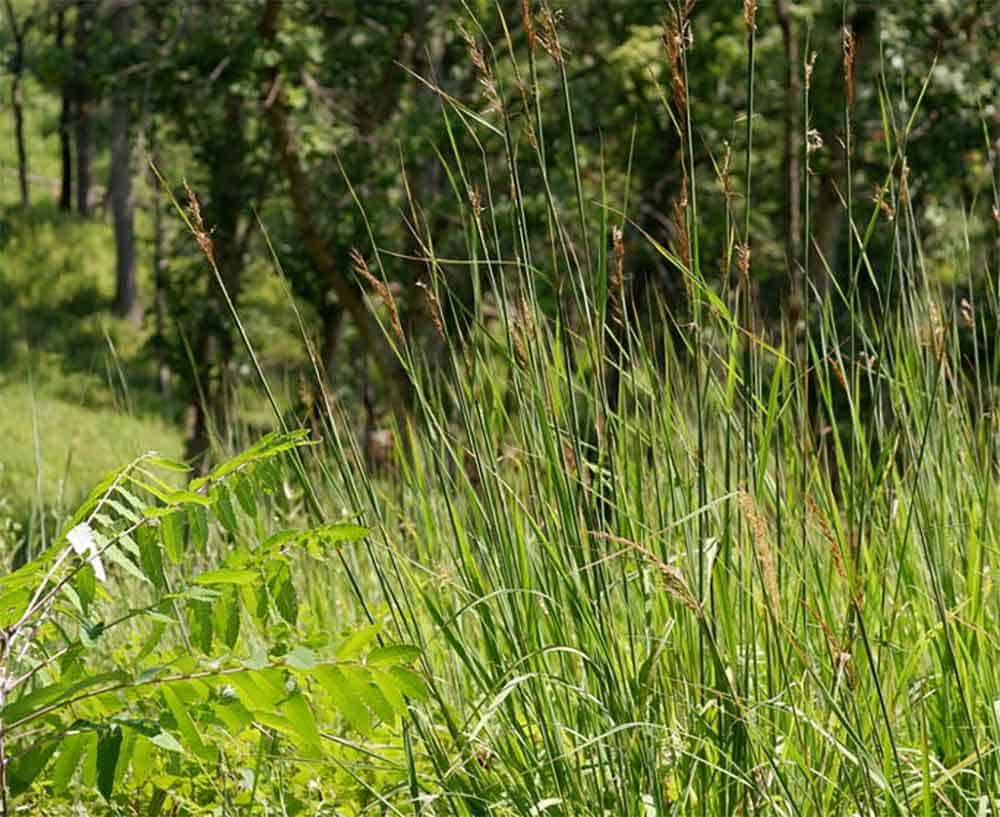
[828,355,847,391]
[521,0,536,53]
[804,51,817,92]
[842,27,857,107]
[662,7,689,114]
[739,490,779,617]
[807,604,856,690]
[743,0,757,33]
[719,141,735,204]
[610,226,625,326]
[536,7,563,65]
[735,241,751,286]
[469,185,484,222]
[593,532,702,615]
[352,248,404,346]
[511,293,534,370]
[459,23,502,115]
[806,128,823,156]
[805,495,846,582]
[184,181,215,266]
[960,297,975,330]
[873,183,894,221]
[416,281,446,342]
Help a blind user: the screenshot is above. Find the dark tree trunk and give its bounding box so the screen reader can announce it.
[57,8,73,211]
[150,139,171,396]
[258,0,413,420]
[3,0,30,207]
[775,0,801,275]
[73,1,94,216]
[109,1,140,325]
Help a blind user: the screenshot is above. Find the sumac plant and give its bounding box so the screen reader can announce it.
[0,431,426,811]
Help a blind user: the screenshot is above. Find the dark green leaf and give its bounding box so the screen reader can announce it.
[97,727,123,800]
[7,739,58,798]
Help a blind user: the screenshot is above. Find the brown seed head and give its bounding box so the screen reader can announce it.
[662,9,688,114]
[184,181,216,265]
[610,226,625,325]
[521,0,536,53]
[352,248,404,346]
[536,8,564,64]
[416,281,446,342]
[842,27,857,106]
[961,298,975,329]
[739,491,778,617]
[736,241,751,285]
[805,51,817,91]
[459,23,501,114]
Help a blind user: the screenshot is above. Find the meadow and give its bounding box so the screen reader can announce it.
[2,2,1000,815]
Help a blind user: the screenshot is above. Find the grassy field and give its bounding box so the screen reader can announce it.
[3,12,1000,817]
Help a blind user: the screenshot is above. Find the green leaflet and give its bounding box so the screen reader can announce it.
[195,568,259,586]
[367,644,422,667]
[282,693,324,757]
[6,739,58,798]
[96,726,123,800]
[50,734,86,795]
[159,510,184,564]
[315,665,373,736]
[161,685,215,761]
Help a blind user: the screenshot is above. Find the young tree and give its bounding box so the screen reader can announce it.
[109,0,140,324]
[55,4,72,210]
[72,0,94,215]
[3,0,33,207]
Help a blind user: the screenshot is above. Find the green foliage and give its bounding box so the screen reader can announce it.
[0,431,425,812]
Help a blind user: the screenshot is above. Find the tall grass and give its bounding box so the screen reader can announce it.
[235,6,1000,816]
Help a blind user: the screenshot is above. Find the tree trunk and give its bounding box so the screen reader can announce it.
[775,0,801,275]
[3,0,30,207]
[74,1,93,216]
[258,0,412,420]
[109,0,140,325]
[57,8,73,212]
[150,138,171,396]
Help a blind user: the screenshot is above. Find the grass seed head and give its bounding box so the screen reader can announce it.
[842,26,857,106]
[352,248,404,346]
[739,490,778,617]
